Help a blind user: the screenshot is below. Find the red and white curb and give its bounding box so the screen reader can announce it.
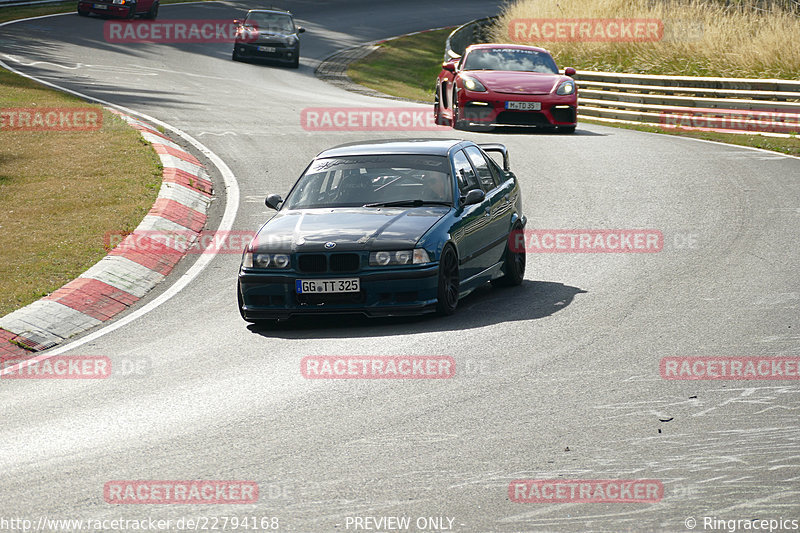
[0,110,212,357]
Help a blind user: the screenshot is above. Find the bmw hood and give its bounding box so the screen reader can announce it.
[468,71,559,95]
[251,207,449,252]
[252,31,293,43]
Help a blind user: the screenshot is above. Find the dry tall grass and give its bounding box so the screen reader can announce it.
[489,0,800,78]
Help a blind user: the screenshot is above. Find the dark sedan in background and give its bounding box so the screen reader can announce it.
[238,139,527,323]
[232,8,305,68]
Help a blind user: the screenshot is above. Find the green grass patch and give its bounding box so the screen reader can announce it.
[491,0,800,79]
[347,29,450,103]
[0,65,163,317]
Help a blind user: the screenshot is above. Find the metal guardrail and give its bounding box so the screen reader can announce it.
[444,16,494,61]
[575,71,800,136]
[445,17,800,137]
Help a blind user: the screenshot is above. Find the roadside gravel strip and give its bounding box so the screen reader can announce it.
[315,26,456,103]
[315,44,404,101]
[0,110,212,358]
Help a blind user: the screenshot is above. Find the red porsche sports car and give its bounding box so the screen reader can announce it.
[434,44,578,132]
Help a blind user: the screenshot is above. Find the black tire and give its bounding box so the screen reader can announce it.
[290,56,299,68]
[452,88,465,130]
[144,1,158,20]
[237,281,248,320]
[232,49,241,62]
[434,86,448,126]
[558,125,576,133]
[77,7,89,16]
[492,226,526,288]
[126,4,137,18]
[435,109,449,126]
[436,245,460,316]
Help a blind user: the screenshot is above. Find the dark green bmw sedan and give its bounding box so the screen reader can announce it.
[238,139,527,323]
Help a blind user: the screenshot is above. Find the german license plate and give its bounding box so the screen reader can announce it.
[506,101,541,111]
[296,278,360,294]
[93,3,108,8]
[258,46,276,52]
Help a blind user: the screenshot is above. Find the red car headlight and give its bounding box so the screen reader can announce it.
[556,80,575,95]
[461,76,487,92]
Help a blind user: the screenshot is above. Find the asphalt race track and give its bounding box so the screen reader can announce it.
[1,1,799,531]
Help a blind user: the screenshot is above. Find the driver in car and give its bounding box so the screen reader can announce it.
[421,173,451,203]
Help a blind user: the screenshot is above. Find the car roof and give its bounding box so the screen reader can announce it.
[246,8,293,15]
[466,43,549,54]
[317,139,469,158]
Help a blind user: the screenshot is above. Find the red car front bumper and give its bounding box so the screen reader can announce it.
[456,88,577,128]
[78,0,135,17]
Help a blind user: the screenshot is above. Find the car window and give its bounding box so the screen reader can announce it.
[463,48,558,74]
[246,12,295,33]
[452,149,481,196]
[464,146,499,191]
[283,155,452,209]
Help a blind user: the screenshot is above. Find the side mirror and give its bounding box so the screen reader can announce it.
[265,194,282,210]
[442,61,456,72]
[297,26,305,33]
[461,189,485,206]
[564,67,576,77]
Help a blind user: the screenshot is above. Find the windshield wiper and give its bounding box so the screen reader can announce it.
[363,199,451,208]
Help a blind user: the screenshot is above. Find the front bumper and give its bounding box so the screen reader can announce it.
[238,264,440,320]
[458,89,577,127]
[78,0,134,17]
[233,42,298,63]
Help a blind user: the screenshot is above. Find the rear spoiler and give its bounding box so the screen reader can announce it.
[478,143,509,171]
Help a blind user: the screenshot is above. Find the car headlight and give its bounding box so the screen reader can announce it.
[242,252,290,269]
[461,76,487,92]
[287,35,298,45]
[413,249,431,264]
[556,80,575,95]
[370,249,431,266]
[112,0,127,4]
[272,254,290,268]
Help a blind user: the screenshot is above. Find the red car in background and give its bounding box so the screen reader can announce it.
[77,0,158,19]
[434,44,578,132]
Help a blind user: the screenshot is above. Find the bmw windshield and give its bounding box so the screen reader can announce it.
[245,12,295,33]
[283,155,453,209]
